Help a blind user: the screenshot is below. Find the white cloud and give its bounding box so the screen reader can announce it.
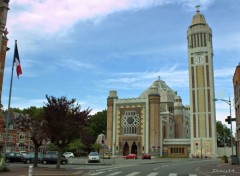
[6,97,46,110]
[55,59,95,71]
[214,67,235,78]
[104,65,188,91]
[8,0,215,36]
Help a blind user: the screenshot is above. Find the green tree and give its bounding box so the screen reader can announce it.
[67,139,85,157]
[43,95,91,169]
[81,110,107,152]
[89,110,107,136]
[14,106,45,167]
[216,121,232,147]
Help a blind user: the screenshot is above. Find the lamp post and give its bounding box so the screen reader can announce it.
[213,97,233,155]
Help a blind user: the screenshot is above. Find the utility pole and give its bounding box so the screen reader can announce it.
[213,97,235,155]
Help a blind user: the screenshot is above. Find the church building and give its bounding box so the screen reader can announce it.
[106,6,217,158]
[107,77,191,157]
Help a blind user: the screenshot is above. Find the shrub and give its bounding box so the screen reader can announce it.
[221,155,228,163]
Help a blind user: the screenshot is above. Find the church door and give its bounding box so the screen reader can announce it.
[123,142,129,156]
[131,141,138,154]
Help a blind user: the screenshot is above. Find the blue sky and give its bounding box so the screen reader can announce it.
[1,0,240,129]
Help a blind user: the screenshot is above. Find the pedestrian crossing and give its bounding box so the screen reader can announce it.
[86,171,198,176]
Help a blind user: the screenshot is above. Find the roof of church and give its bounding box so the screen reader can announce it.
[138,78,177,102]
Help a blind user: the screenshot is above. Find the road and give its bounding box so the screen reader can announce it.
[5,157,240,176]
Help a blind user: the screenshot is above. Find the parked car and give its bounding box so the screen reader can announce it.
[21,152,43,164]
[63,152,74,158]
[42,153,68,165]
[46,151,65,158]
[103,152,111,159]
[19,151,28,156]
[46,151,58,155]
[5,152,23,163]
[142,153,151,159]
[88,152,100,163]
[123,153,138,159]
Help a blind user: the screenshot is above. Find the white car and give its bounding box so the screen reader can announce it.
[63,152,74,158]
[88,152,100,163]
[19,151,28,156]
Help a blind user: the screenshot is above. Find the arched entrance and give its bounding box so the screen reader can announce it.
[123,141,138,155]
[131,141,137,154]
[123,142,129,156]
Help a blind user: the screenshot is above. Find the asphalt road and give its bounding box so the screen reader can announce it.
[4,157,240,176]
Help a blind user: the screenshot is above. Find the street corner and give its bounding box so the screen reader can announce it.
[197,162,240,176]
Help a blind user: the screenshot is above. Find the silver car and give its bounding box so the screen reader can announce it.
[88,152,100,163]
[63,152,74,158]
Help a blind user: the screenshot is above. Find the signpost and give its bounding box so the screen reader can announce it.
[101,134,105,164]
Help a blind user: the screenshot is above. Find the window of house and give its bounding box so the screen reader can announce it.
[19,132,25,140]
[8,134,13,142]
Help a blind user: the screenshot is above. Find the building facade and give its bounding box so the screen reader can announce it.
[0,112,34,153]
[107,78,191,157]
[233,64,240,159]
[187,7,217,158]
[107,7,217,158]
[0,0,10,102]
[0,0,12,154]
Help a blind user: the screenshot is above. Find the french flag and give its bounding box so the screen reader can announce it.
[14,41,22,78]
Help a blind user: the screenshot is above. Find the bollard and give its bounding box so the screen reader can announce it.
[28,165,33,176]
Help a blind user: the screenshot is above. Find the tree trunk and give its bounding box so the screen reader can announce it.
[33,146,39,167]
[56,148,63,169]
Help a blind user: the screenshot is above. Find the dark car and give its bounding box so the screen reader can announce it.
[42,153,68,165]
[5,152,23,163]
[142,153,151,159]
[21,152,43,164]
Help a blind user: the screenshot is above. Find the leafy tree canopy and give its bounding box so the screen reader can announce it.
[216,121,232,147]
[43,95,91,149]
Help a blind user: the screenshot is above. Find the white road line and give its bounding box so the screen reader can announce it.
[168,174,177,176]
[96,164,137,172]
[107,171,123,175]
[189,174,198,176]
[88,171,105,175]
[73,171,84,174]
[146,172,159,176]
[161,165,170,167]
[125,172,141,176]
[153,167,161,171]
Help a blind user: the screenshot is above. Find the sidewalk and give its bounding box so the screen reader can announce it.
[0,165,84,176]
[198,160,240,176]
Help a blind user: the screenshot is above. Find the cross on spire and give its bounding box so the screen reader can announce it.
[195,4,200,13]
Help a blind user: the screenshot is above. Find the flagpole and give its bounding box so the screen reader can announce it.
[4,40,16,155]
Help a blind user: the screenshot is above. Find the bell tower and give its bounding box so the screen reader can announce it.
[187,5,217,158]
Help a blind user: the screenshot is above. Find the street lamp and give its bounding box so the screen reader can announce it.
[213,97,233,155]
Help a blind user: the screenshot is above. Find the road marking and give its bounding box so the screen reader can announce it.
[107,171,123,175]
[169,173,177,176]
[96,164,137,172]
[73,170,84,174]
[153,167,161,171]
[162,165,170,167]
[146,172,158,176]
[88,171,105,175]
[189,174,198,176]
[125,172,141,176]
